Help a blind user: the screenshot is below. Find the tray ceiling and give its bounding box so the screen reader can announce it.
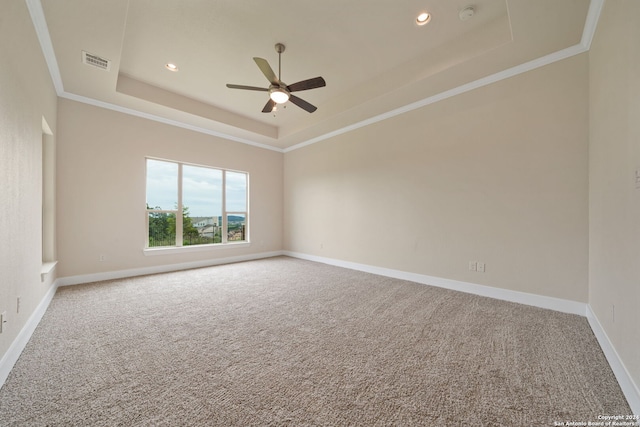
[32,0,598,150]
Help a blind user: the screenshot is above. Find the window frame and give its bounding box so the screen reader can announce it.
[144,157,249,255]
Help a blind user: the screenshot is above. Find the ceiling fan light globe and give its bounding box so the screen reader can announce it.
[270,89,290,104]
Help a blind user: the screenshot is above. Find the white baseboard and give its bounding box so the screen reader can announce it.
[0,279,60,389]
[1,250,283,390]
[286,251,640,415]
[4,250,637,416]
[586,305,640,415]
[57,250,285,287]
[284,251,587,316]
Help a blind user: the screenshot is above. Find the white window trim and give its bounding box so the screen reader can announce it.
[145,157,249,253]
[40,261,58,282]
[143,242,250,256]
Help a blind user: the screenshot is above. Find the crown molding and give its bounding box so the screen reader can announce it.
[581,0,606,50]
[59,92,283,153]
[26,0,63,95]
[26,0,604,154]
[283,43,589,153]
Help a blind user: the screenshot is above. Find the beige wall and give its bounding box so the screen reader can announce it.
[589,0,640,393]
[56,99,283,278]
[4,0,637,403]
[0,1,58,357]
[284,54,589,302]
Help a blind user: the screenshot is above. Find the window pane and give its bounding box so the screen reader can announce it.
[227,214,246,242]
[147,211,176,247]
[183,165,222,246]
[225,171,247,212]
[188,216,222,245]
[146,159,178,210]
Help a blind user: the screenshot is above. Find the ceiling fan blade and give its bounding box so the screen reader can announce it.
[289,95,317,113]
[253,57,279,85]
[226,84,268,91]
[261,98,276,113]
[287,77,326,92]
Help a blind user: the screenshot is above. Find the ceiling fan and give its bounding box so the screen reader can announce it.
[226,43,326,113]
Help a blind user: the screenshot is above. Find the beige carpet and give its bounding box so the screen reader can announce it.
[0,256,631,426]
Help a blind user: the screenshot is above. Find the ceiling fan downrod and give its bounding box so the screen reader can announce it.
[275,43,285,81]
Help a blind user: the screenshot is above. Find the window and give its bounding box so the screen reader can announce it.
[145,158,248,249]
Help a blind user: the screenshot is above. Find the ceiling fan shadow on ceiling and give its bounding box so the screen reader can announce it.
[226,43,326,114]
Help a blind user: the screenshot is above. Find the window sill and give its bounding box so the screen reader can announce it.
[41,261,58,282]
[143,242,250,256]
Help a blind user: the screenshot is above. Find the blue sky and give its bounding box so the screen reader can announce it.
[146,159,246,217]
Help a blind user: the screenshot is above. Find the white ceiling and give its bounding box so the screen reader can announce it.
[33,0,598,151]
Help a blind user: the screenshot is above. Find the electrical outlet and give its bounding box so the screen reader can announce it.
[477,262,486,273]
[635,169,640,189]
[0,312,6,334]
[469,261,477,271]
[99,254,106,262]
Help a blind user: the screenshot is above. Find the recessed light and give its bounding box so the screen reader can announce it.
[165,63,179,72]
[459,6,475,21]
[416,11,431,25]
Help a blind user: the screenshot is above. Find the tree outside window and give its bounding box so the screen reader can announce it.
[145,158,248,248]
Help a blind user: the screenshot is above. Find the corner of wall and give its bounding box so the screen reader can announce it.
[586,305,640,415]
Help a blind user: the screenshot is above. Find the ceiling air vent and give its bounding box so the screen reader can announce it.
[82,51,111,71]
